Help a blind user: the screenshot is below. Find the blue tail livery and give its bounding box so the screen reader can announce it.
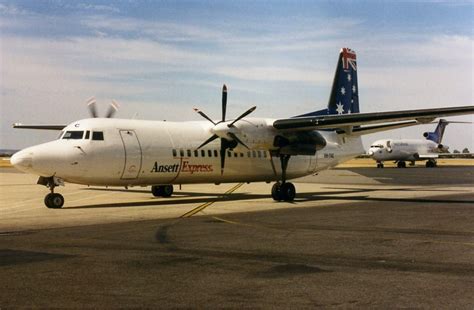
[297,47,359,117]
[423,119,448,144]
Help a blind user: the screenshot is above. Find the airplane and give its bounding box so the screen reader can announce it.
[367,119,471,168]
[10,47,474,209]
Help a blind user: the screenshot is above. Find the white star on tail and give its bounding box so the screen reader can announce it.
[352,85,356,93]
[336,102,344,114]
[347,74,351,81]
[341,87,346,95]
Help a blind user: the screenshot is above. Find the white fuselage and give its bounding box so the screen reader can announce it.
[12,117,364,186]
[368,139,439,162]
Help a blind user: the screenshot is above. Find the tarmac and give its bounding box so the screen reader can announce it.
[1,161,473,308]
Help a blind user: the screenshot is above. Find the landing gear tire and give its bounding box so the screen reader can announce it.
[280,183,296,202]
[271,183,281,201]
[377,163,384,168]
[161,185,174,197]
[397,161,406,168]
[151,185,174,197]
[271,182,295,202]
[426,160,437,168]
[44,193,64,209]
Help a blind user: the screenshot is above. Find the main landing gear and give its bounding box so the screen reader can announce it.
[426,159,437,168]
[151,185,174,197]
[271,154,296,202]
[376,162,384,168]
[39,176,65,209]
[397,161,406,168]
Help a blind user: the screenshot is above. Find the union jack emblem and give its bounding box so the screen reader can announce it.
[341,48,357,71]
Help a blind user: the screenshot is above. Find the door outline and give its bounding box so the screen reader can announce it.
[119,130,143,179]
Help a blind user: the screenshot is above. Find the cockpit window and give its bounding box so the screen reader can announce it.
[62,131,84,139]
[85,130,90,139]
[371,144,383,148]
[92,131,104,141]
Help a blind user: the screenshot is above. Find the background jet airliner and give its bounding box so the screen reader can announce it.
[367,119,471,168]
[11,48,474,208]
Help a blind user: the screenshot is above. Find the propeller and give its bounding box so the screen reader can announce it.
[87,97,120,118]
[194,84,256,175]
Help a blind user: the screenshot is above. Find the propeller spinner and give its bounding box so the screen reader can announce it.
[194,84,256,175]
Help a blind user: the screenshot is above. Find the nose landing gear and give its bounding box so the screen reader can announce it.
[38,176,65,208]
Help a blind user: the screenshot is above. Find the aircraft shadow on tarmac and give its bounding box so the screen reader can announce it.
[335,166,474,185]
[65,187,474,210]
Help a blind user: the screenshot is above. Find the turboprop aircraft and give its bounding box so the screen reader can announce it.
[367,119,471,168]
[11,48,474,208]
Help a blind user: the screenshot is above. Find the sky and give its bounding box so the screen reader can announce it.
[1,0,473,151]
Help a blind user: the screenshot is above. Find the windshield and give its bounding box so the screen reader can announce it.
[370,144,383,148]
[62,131,84,139]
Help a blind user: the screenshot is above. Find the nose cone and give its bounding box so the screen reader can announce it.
[367,149,374,156]
[10,150,33,173]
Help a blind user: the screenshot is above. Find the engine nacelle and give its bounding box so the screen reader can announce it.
[274,131,326,155]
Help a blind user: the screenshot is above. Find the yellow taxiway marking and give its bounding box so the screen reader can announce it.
[180,183,244,218]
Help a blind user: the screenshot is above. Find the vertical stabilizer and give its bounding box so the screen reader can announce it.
[296,48,360,117]
[424,119,448,144]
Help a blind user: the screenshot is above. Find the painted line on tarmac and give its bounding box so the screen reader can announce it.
[180,183,244,218]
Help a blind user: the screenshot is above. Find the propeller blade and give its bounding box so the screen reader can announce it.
[106,100,120,118]
[222,84,227,122]
[227,132,249,149]
[197,134,219,149]
[220,139,227,175]
[228,106,256,127]
[193,108,216,125]
[87,97,98,118]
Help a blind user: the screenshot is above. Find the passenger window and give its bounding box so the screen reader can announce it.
[194,150,199,157]
[234,152,238,157]
[258,151,262,158]
[263,151,267,158]
[214,150,218,157]
[85,131,90,139]
[179,149,184,157]
[252,150,257,158]
[240,153,244,157]
[63,131,84,140]
[227,151,231,157]
[208,150,212,157]
[92,131,104,140]
[172,149,177,157]
[201,150,205,157]
[187,150,192,157]
[247,151,251,158]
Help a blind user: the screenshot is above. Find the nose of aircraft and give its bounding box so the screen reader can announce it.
[10,149,33,172]
[367,149,374,156]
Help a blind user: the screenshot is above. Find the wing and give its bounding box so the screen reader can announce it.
[273,105,474,134]
[13,123,67,130]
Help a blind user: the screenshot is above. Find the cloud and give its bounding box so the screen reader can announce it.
[1,6,472,150]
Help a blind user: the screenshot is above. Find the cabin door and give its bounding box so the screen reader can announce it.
[119,130,142,179]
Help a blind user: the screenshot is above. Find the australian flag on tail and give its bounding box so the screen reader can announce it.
[296,47,360,117]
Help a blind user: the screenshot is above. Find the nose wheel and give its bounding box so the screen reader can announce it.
[44,193,64,209]
[38,176,65,208]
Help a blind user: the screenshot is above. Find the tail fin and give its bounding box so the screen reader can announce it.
[423,119,448,143]
[296,48,359,117]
